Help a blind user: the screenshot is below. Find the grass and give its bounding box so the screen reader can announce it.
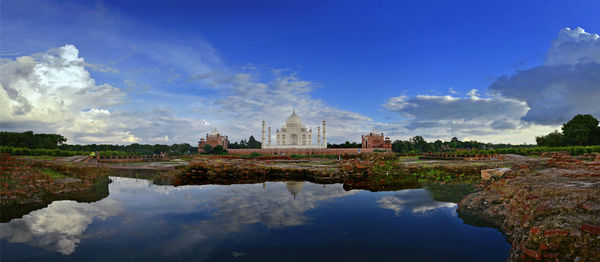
[397,156,419,160]
[468,162,488,166]
[20,155,57,160]
[39,168,69,179]
[113,162,152,166]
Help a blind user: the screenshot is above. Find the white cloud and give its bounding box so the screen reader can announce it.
[0,45,213,144]
[545,27,600,66]
[384,94,527,122]
[382,27,599,143]
[148,135,169,142]
[0,45,134,143]
[466,89,479,99]
[489,27,600,125]
[381,92,541,143]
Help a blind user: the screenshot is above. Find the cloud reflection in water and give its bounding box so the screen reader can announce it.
[0,199,123,255]
[1,178,356,257]
[377,189,457,215]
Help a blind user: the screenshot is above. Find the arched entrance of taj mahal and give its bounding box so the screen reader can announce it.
[290,134,298,145]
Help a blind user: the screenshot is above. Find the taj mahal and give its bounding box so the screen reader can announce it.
[261,110,327,149]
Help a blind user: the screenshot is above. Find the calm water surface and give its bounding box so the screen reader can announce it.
[1,177,510,261]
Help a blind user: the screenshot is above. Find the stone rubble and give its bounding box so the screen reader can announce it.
[481,168,512,181]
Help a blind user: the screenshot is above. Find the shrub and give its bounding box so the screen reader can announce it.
[249,152,262,158]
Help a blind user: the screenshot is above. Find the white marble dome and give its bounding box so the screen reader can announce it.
[285,110,302,127]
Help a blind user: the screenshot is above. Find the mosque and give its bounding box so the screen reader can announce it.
[261,110,327,149]
[198,129,229,152]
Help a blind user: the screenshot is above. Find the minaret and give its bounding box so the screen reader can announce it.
[322,120,327,146]
[268,126,271,145]
[261,120,266,147]
[317,126,321,145]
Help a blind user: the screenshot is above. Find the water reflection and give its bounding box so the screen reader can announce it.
[0,199,123,255]
[1,177,356,257]
[377,189,457,215]
[1,177,510,261]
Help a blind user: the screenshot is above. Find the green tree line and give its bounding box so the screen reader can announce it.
[389,136,529,154]
[327,141,362,148]
[1,131,67,149]
[59,143,197,155]
[1,131,197,155]
[536,114,600,146]
[228,135,262,149]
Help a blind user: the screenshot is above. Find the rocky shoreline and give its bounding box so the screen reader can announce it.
[458,153,600,261]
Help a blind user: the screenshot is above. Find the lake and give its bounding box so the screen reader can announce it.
[1,176,510,261]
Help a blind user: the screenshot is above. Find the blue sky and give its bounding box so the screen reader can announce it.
[1,0,599,144]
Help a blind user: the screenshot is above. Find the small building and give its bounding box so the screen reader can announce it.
[198,129,229,152]
[361,132,391,149]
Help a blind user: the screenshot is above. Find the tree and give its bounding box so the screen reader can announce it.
[170,143,193,154]
[202,144,212,153]
[562,114,600,146]
[229,136,261,149]
[328,141,361,148]
[409,136,427,152]
[0,131,67,149]
[247,135,261,148]
[211,145,225,154]
[536,130,564,147]
[449,137,459,149]
[433,140,443,152]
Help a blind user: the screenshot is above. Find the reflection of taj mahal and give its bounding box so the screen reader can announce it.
[286,181,303,199]
[261,110,327,149]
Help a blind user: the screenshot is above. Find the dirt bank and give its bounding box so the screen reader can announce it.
[0,154,111,221]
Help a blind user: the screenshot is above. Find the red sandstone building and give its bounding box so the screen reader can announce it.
[198,129,229,152]
[361,132,392,149]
